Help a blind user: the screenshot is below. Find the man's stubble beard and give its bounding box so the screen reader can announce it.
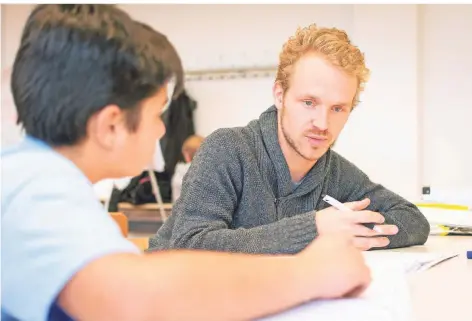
[279,104,325,162]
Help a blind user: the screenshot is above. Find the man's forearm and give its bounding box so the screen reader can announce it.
[170,211,317,254]
[339,162,430,248]
[360,186,430,248]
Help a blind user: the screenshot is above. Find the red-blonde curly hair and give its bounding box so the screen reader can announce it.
[276,24,370,108]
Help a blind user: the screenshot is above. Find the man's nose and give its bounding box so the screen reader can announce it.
[311,106,329,131]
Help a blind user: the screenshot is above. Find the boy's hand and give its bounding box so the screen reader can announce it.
[299,233,371,299]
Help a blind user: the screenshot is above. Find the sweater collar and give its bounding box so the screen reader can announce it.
[259,105,330,198]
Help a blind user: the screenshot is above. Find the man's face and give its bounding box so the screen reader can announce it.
[274,52,357,163]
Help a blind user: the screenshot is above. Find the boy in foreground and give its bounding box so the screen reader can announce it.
[1,5,370,321]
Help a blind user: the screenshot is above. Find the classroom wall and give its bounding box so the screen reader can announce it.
[1,4,30,146]
[1,4,471,201]
[420,5,472,190]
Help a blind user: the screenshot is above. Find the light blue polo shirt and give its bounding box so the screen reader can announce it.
[1,136,140,321]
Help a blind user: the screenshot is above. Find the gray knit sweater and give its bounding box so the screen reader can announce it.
[148,106,430,254]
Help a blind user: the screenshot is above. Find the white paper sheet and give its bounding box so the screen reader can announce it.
[363,251,459,274]
[260,251,458,321]
[260,264,413,321]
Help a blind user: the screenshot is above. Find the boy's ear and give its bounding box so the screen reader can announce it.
[88,104,126,149]
[273,82,284,110]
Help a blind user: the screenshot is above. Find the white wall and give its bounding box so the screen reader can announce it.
[1,4,471,201]
[1,4,32,68]
[1,4,32,146]
[121,4,424,200]
[421,5,472,190]
[336,5,421,199]
[120,4,354,136]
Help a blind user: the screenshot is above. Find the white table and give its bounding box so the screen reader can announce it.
[391,236,472,321]
[263,235,471,321]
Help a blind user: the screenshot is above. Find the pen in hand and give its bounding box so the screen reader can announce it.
[322,194,382,233]
[322,195,352,212]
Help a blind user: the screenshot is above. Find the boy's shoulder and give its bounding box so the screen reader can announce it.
[1,138,140,321]
[1,137,90,213]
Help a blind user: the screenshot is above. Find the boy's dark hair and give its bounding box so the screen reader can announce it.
[11,4,184,146]
[136,21,184,101]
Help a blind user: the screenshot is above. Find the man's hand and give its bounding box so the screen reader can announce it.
[315,198,399,250]
[299,233,371,299]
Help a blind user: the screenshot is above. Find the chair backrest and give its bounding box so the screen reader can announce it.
[110,212,128,237]
[129,237,149,251]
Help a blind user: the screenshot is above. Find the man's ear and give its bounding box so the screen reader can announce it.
[273,82,284,110]
[183,152,191,163]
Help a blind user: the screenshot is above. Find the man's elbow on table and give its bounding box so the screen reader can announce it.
[390,206,431,248]
[408,205,431,246]
[411,215,431,246]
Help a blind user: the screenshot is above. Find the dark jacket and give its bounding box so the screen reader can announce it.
[160,90,197,177]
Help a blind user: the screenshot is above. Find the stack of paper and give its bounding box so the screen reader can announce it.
[417,207,472,235]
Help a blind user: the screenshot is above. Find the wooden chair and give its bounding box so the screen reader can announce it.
[110,212,149,251]
[110,212,128,237]
[128,237,149,251]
